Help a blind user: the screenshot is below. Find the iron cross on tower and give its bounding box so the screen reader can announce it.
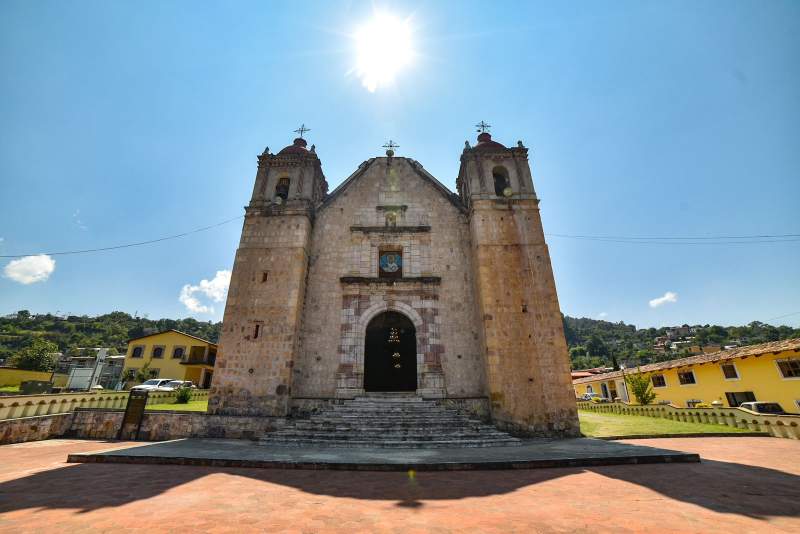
[294,124,311,138]
[382,140,399,156]
[475,120,491,133]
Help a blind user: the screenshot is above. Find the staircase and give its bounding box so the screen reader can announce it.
[260,394,522,448]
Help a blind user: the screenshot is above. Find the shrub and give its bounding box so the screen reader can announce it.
[175,387,192,404]
[625,369,657,405]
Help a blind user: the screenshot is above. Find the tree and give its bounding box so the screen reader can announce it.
[586,334,609,359]
[625,369,656,405]
[9,338,59,371]
[135,360,152,384]
[569,346,587,358]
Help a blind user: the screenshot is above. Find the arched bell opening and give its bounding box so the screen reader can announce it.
[492,166,511,197]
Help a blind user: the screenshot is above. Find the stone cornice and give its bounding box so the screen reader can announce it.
[339,276,441,285]
[350,225,431,233]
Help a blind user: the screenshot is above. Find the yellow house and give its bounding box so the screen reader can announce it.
[573,338,800,414]
[122,330,217,389]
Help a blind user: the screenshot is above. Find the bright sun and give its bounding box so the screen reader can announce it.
[354,13,413,92]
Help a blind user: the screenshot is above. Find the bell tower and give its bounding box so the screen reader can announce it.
[458,126,579,437]
[209,130,328,417]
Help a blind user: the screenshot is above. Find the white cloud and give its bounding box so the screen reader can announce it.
[179,270,231,314]
[598,312,608,319]
[649,291,678,308]
[72,209,88,231]
[3,254,56,284]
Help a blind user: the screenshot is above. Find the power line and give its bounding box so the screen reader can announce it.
[763,310,800,322]
[0,215,244,258]
[1,216,798,258]
[545,233,800,245]
[547,233,800,240]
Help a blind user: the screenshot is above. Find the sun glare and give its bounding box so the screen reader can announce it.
[354,13,413,92]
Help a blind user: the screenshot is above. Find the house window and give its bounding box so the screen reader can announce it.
[651,374,667,388]
[721,363,739,380]
[275,177,290,201]
[131,346,144,358]
[152,346,165,359]
[586,385,594,393]
[378,248,403,279]
[172,346,185,359]
[776,359,800,379]
[678,370,696,385]
[492,166,510,196]
[725,391,756,407]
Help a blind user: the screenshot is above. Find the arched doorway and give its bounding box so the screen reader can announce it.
[364,311,417,392]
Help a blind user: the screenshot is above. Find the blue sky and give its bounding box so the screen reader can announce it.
[1,0,798,328]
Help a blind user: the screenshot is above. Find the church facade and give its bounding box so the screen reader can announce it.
[208,130,579,437]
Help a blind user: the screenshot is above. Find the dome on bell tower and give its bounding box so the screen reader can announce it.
[278,137,309,155]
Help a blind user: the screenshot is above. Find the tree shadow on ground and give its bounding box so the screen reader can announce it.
[0,452,798,519]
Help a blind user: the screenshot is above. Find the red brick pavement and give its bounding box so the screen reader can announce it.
[0,437,798,533]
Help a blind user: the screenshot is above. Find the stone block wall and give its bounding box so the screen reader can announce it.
[294,157,486,400]
[470,199,579,437]
[69,409,285,441]
[210,212,311,416]
[0,413,73,445]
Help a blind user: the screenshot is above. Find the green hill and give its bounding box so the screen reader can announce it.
[0,310,221,363]
[1,309,796,370]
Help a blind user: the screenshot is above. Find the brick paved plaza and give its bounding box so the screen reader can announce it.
[0,437,798,533]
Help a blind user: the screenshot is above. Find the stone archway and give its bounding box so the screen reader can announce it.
[363,311,417,392]
[336,299,445,398]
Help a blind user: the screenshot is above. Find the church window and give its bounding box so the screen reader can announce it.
[253,324,261,339]
[275,178,290,201]
[378,248,403,279]
[492,166,511,196]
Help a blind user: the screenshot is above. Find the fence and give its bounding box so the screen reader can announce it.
[0,389,209,421]
[577,400,800,439]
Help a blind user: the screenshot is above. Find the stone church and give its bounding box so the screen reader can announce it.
[209,128,579,437]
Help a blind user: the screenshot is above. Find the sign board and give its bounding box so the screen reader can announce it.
[117,389,149,440]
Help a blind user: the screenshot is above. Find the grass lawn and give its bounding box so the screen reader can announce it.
[146,400,209,412]
[579,410,751,438]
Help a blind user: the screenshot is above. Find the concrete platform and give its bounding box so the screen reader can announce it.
[67,437,699,471]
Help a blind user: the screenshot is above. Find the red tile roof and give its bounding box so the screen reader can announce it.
[572,338,800,385]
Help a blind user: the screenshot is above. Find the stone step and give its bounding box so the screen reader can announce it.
[277,432,512,441]
[292,421,492,430]
[310,415,468,423]
[260,437,521,449]
[260,395,519,449]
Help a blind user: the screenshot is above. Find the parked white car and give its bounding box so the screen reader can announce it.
[738,402,786,415]
[160,380,196,391]
[131,378,175,391]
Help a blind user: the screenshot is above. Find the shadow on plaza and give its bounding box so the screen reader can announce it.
[0,449,799,519]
